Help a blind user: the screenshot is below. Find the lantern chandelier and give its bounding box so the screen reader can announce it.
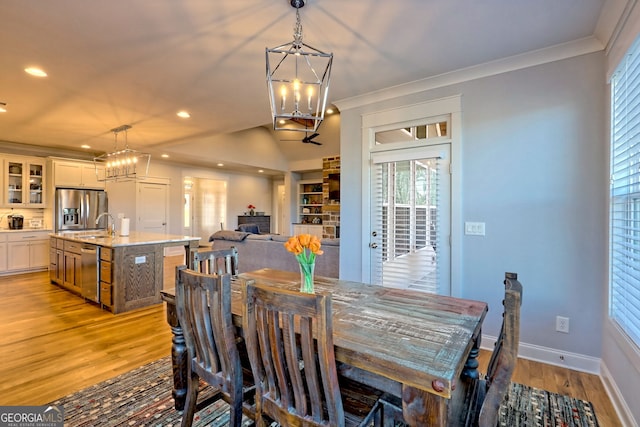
[266,0,333,132]
[94,124,150,182]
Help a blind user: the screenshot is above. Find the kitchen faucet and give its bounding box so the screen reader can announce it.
[96,212,115,237]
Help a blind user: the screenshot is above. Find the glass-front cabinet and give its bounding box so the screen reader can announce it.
[3,157,46,207]
[6,160,24,205]
[27,161,44,205]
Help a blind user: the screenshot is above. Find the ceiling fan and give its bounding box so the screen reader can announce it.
[302,132,322,145]
[281,131,323,145]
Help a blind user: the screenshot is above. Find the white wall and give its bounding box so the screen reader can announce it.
[338,51,608,370]
[458,54,607,357]
[112,160,276,238]
[161,126,290,172]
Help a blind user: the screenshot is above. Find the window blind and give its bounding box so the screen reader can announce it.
[371,157,441,293]
[610,36,640,348]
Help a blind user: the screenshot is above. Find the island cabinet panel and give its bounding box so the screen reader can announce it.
[62,240,82,294]
[99,248,113,309]
[112,243,163,314]
[49,238,64,285]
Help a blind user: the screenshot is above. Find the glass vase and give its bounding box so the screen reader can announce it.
[299,261,315,293]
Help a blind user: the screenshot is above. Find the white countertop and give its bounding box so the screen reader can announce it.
[0,228,52,233]
[51,230,201,248]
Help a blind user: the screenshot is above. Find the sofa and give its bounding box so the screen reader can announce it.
[209,230,339,278]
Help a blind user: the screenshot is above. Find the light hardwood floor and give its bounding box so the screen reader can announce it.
[0,271,621,426]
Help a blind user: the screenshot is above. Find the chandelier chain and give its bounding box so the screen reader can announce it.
[293,8,303,48]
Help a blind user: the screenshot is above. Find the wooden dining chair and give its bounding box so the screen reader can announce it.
[175,265,255,427]
[475,272,522,426]
[189,247,239,276]
[377,272,523,427]
[242,280,384,427]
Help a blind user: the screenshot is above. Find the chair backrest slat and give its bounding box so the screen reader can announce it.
[243,280,345,427]
[190,247,239,276]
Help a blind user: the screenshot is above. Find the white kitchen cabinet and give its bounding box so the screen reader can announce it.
[51,159,105,189]
[292,224,323,238]
[30,239,49,268]
[3,156,46,208]
[0,234,7,272]
[8,241,30,271]
[6,231,51,271]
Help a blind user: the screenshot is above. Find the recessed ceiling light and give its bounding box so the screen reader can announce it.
[177,111,191,118]
[258,169,264,173]
[161,154,169,158]
[326,108,334,114]
[81,144,91,149]
[0,102,6,113]
[25,67,47,77]
[217,163,224,167]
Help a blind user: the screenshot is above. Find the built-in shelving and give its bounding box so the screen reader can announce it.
[298,181,324,225]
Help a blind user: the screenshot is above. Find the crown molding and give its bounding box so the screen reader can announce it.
[335,36,604,112]
[0,140,97,161]
[595,0,637,56]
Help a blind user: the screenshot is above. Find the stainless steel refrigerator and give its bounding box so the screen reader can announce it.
[55,188,109,232]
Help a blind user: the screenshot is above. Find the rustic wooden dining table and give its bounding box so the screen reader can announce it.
[161,268,488,427]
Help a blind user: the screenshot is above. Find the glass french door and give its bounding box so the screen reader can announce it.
[370,144,450,294]
[183,177,227,244]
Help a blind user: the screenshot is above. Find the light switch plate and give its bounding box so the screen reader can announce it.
[465,221,486,236]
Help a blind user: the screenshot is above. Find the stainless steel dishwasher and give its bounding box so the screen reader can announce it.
[80,244,99,303]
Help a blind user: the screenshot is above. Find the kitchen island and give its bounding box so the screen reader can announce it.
[50,231,200,314]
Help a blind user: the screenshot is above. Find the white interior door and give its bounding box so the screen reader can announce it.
[370,144,450,294]
[137,182,168,233]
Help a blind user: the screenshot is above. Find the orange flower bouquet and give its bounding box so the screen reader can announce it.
[284,234,323,293]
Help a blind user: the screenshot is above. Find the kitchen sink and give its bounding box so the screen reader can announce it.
[82,234,113,239]
[62,231,113,239]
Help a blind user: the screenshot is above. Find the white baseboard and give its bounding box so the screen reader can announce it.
[481,335,601,374]
[600,362,639,427]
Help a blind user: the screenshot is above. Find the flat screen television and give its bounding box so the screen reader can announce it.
[328,173,340,202]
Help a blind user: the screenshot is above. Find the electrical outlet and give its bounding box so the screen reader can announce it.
[556,316,570,333]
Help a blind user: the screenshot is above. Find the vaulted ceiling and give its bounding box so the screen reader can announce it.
[0,1,611,169]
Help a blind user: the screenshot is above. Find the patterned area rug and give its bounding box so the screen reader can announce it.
[49,357,599,427]
[500,383,599,427]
